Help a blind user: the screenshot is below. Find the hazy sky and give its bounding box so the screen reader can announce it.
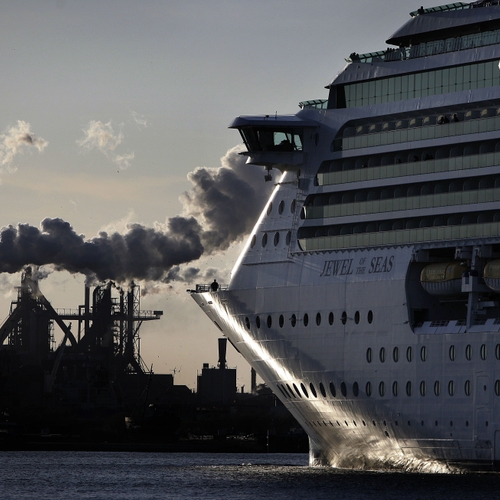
[0,0,420,389]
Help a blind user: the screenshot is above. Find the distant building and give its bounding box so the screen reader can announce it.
[196,338,236,405]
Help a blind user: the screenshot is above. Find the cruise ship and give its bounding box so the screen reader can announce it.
[190,1,500,471]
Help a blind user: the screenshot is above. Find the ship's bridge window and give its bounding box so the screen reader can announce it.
[240,127,303,152]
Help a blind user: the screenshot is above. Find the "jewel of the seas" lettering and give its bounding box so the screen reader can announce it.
[319,255,394,277]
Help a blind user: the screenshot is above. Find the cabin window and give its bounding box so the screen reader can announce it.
[293,383,301,398]
[366,347,372,363]
[393,347,399,363]
[420,381,426,396]
[301,383,309,398]
[329,382,336,397]
[406,381,412,396]
[465,380,471,396]
[366,381,372,397]
[341,381,347,397]
[379,347,386,363]
[353,382,359,397]
[319,382,327,397]
[407,346,413,362]
[379,381,385,397]
[309,383,317,398]
[434,381,440,396]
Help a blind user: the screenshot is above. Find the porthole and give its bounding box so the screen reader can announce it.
[393,346,399,363]
[261,233,268,247]
[354,311,360,324]
[250,235,256,248]
[434,381,440,396]
[267,315,272,328]
[319,382,327,397]
[481,344,487,361]
[290,199,296,214]
[366,347,373,363]
[288,384,296,398]
[466,344,472,360]
[406,346,413,362]
[406,381,412,396]
[303,313,309,327]
[495,380,500,396]
[309,383,317,398]
[301,383,309,398]
[379,381,385,397]
[379,347,386,363]
[392,381,398,397]
[291,314,297,327]
[329,382,336,397]
[244,317,250,329]
[278,200,285,215]
[267,202,273,215]
[278,385,287,398]
[449,345,455,361]
[366,381,372,397]
[279,315,284,328]
[341,311,347,325]
[420,381,426,396]
[316,312,321,326]
[274,232,280,246]
[329,312,334,325]
[353,382,359,397]
[420,346,427,362]
[496,344,500,360]
[465,380,471,396]
[448,380,455,396]
[286,231,291,245]
[292,384,301,398]
[256,316,261,329]
[341,381,347,397]
[367,310,373,324]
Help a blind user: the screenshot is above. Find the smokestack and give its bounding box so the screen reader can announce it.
[251,368,257,393]
[218,337,227,369]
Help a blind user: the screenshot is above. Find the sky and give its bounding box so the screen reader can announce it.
[0,0,421,389]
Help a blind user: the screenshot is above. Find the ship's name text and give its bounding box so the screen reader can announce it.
[320,255,394,277]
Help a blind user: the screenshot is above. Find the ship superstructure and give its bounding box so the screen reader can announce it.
[191,1,500,471]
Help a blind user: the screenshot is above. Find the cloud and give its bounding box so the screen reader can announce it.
[0,120,48,172]
[77,120,134,170]
[0,145,273,284]
[131,111,148,129]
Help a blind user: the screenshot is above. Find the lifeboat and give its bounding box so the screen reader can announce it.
[484,260,500,292]
[420,262,466,296]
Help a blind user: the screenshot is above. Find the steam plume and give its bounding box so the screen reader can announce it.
[0,146,273,284]
[0,120,48,171]
[78,120,134,170]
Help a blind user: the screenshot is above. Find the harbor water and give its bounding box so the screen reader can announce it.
[1,451,500,499]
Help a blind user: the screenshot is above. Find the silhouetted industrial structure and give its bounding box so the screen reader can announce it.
[197,338,236,405]
[0,267,163,413]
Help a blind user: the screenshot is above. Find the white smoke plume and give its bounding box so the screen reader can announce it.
[78,120,134,170]
[0,120,48,172]
[0,146,273,284]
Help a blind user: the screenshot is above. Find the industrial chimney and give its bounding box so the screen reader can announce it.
[218,337,227,369]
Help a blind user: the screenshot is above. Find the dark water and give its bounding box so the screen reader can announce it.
[1,451,500,499]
